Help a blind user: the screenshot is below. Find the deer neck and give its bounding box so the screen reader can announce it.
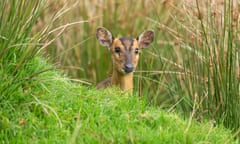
[111,69,133,91]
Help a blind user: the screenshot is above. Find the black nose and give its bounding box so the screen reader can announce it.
[124,63,134,73]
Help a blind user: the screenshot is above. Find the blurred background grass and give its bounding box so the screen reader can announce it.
[33,0,239,133]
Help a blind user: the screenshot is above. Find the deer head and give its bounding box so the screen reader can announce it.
[97,27,154,74]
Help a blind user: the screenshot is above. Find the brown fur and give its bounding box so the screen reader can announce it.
[96,27,154,93]
[110,38,139,75]
[96,77,111,89]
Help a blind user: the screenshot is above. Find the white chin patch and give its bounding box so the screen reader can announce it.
[120,69,134,75]
[120,69,126,74]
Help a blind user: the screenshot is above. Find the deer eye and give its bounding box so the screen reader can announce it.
[134,48,139,54]
[115,47,121,53]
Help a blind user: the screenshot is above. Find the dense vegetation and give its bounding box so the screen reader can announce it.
[0,0,239,143]
[40,0,239,132]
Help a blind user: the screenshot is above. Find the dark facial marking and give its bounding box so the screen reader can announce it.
[119,37,134,51]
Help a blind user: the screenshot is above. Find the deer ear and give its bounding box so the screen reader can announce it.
[96,27,113,48]
[137,30,154,48]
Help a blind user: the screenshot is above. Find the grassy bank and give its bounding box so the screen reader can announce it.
[1,79,238,143]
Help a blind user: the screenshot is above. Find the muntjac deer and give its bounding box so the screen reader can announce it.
[96,27,154,92]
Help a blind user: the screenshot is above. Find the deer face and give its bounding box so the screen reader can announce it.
[96,27,154,75]
[110,37,139,74]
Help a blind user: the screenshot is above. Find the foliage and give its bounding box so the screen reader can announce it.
[0,0,239,143]
[36,0,240,132]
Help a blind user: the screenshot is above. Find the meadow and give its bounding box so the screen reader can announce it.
[0,0,239,143]
[39,0,239,131]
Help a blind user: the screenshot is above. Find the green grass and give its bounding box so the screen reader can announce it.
[0,68,238,143]
[0,0,239,143]
[35,0,240,133]
[163,0,240,131]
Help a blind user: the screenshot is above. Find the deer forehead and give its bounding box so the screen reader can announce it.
[111,37,139,51]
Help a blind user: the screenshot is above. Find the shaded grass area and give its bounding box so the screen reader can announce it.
[0,64,238,143]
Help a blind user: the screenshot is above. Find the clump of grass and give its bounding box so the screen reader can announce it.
[159,0,240,132]
[138,0,240,134]
[195,0,240,131]
[0,1,45,103]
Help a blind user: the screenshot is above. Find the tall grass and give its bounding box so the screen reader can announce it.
[0,0,46,118]
[195,0,240,131]
[0,0,48,132]
[34,0,239,133]
[160,0,240,131]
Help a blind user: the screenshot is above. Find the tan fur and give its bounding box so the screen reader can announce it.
[96,38,138,92]
[110,39,139,75]
[96,27,154,93]
[96,77,111,89]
